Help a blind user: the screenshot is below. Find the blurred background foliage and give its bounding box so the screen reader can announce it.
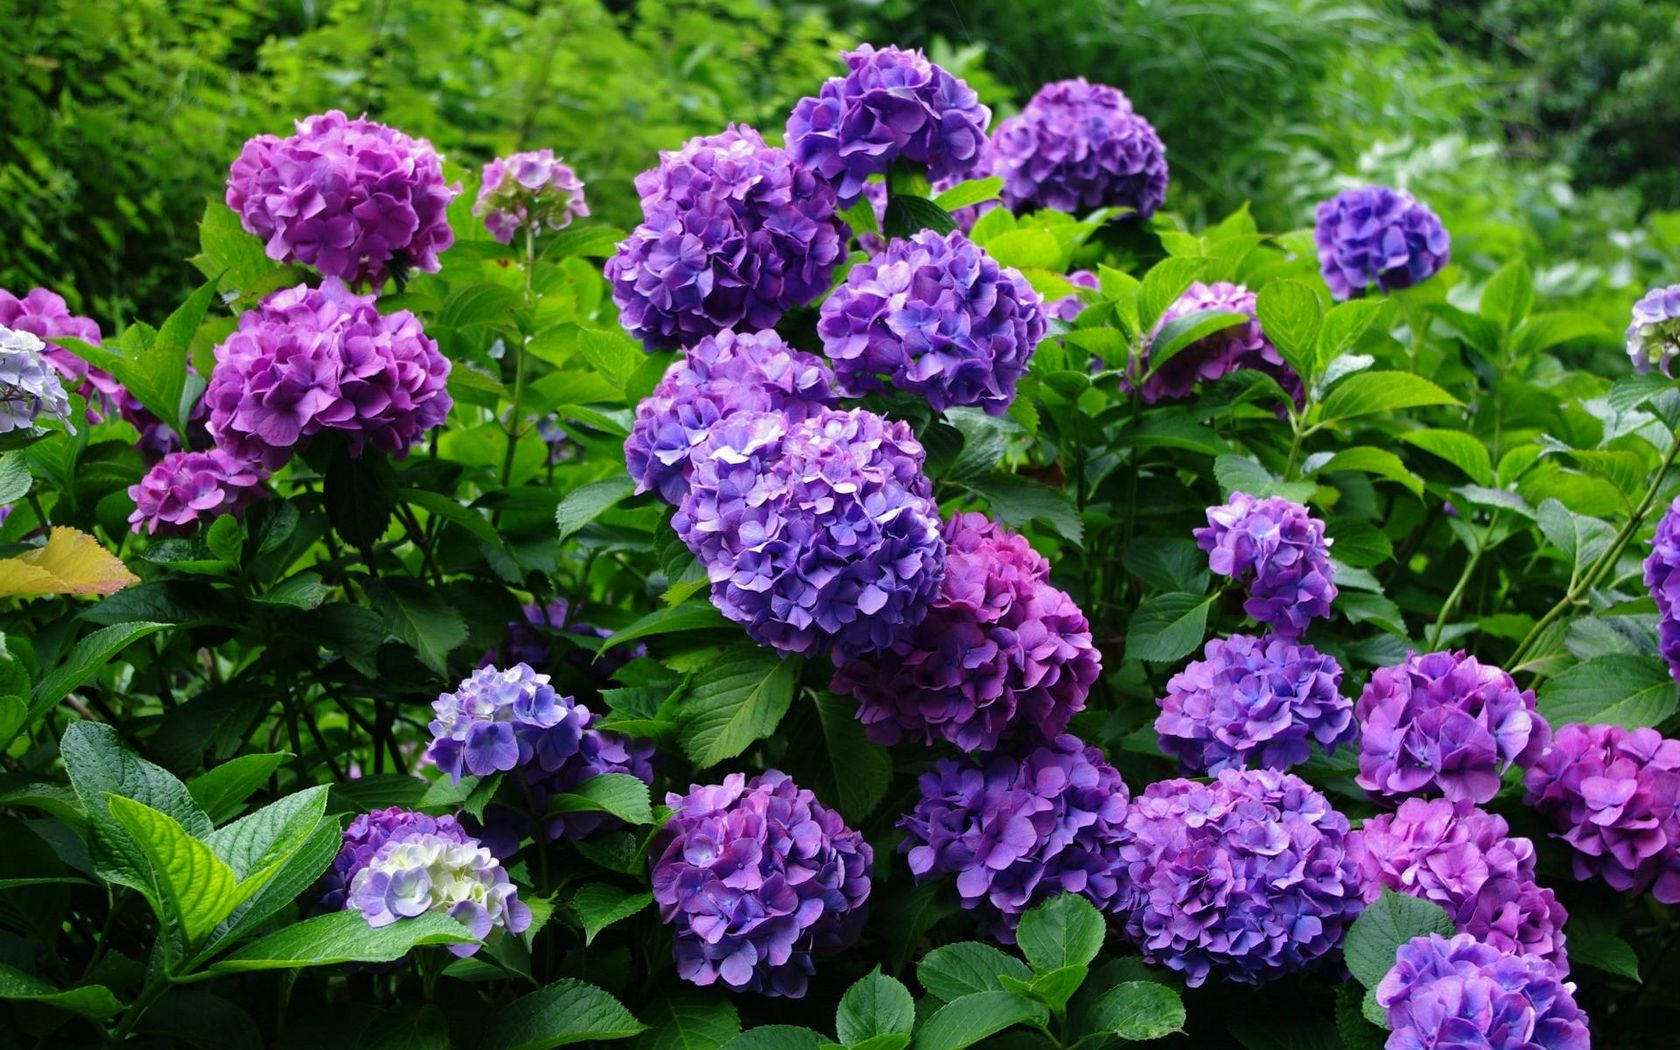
[4,0,1680,327]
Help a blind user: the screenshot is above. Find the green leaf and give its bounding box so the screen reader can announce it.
[253,570,331,610]
[884,195,957,238]
[1138,257,1206,332]
[324,442,397,548]
[106,794,242,945]
[1536,499,1614,577]
[637,992,739,1050]
[1125,592,1213,663]
[1327,520,1393,568]
[1084,982,1185,1041]
[1016,893,1105,974]
[1146,309,1251,377]
[61,720,212,890]
[199,817,339,958]
[207,910,475,973]
[482,979,646,1050]
[807,689,891,822]
[679,647,798,767]
[917,941,1032,1002]
[933,177,1004,212]
[963,474,1083,544]
[723,1029,828,1050]
[1565,924,1639,982]
[26,622,169,733]
[556,477,637,540]
[571,884,653,946]
[1480,259,1533,332]
[186,752,287,823]
[1309,446,1422,496]
[1538,654,1679,728]
[1398,429,1494,486]
[193,199,305,304]
[1008,964,1087,1014]
[548,773,654,825]
[369,577,467,675]
[1122,537,1210,592]
[1315,298,1393,370]
[205,784,330,880]
[437,282,522,330]
[1212,455,1316,502]
[602,601,729,652]
[401,487,504,550]
[1255,280,1323,381]
[1334,983,1388,1048]
[1344,890,1455,989]
[837,969,916,1044]
[1513,311,1614,357]
[0,451,31,505]
[914,991,1043,1050]
[1318,371,1459,423]
[0,963,122,1021]
[576,328,645,391]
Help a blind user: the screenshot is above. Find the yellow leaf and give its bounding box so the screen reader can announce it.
[0,527,138,598]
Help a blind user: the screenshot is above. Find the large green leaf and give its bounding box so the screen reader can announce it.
[962,474,1083,545]
[637,992,739,1050]
[1125,592,1213,663]
[1398,429,1493,486]
[106,794,243,945]
[0,963,122,1021]
[27,623,169,733]
[556,477,637,539]
[207,910,475,973]
[806,689,892,823]
[1016,893,1105,974]
[678,647,798,767]
[1083,982,1186,1041]
[917,941,1033,1002]
[1344,890,1455,989]
[1538,654,1679,728]
[1318,371,1459,423]
[837,969,915,1044]
[186,752,288,823]
[547,773,654,825]
[1255,280,1323,381]
[206,784,330,881]
[481,979,646,1050]
[571,884,653,946]
[61,721,212,890]
[369,577,467,674]
[914,990,1043,1050]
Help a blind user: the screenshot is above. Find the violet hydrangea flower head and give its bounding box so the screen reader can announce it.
[474,149,588,244]
[1627,284,1680,376]
[1133,281,1303,406]
[673,408,945,660]
[1644,494,1680,682]
[607,125,848,350]
[0,326,74,434]
[426,663,591,783]
[347,824,531,957]
[203,279,452,470]
[787,44,990,206]
[986,78,1168,218]
[1523,722,1680,902]
[1049,270,1100,325]
[126,449,268,536]
[0,286,119,409]
[1354,650,1549,805]
[316,807,471,912]
[1350,798,1569,969]
[830,512,1100,752]
[651,770,871,998]
[1115,768,1362,987]
[1313,185,1450,300]
[624,329,837,505]
[1194,492,1336,638]
[1155,632,1352,774]
[226,110,459,287]
[1377,933,1589,1050]
[818,229,1045,415]
[899,734,1129,941]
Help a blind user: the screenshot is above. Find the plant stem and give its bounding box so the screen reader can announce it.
[1428,516,1493,648]
[495,224,539,521]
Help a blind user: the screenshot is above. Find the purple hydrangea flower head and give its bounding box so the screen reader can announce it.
[625,329,837,505]
[1350,798,1568,969]
[818,229,1044,415]
[986,78,1168,217]
[1524,723,1680,902]
[226,110,459,287]
[900,734,1128,941]
[1194,492,1336,638]
[1377,933,1589,1050]
[1644,495,1680,681]
[651,770,872,998]
[474,149,588,244]
[0,326,74,434]
[0,286,119,411]
[1355,650,1549,804]
[126,449,268,536]
[1155,632,1352,774]
[317,807,471,912]
[787,44,990,206]
[607,125,848,350]
[203,279,452,469]
[347,824,531,957]
[1133,281,1303,406]
[1115,768,1362,987]
[673,408,945,659]
[831,513,1100,751]
[427,663,592,783]
[1049,270,1100,324]
[1314,185,1450,300]
[1627,284,1680,376]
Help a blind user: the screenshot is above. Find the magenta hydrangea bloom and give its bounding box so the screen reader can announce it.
[1355,650,1549,804]
[347,824,531,957]
[1351,798,1568,969]
[474,149,588,244]
[0,326,74,434]
[607,125,848,350]
[1377,933,1589,1050]
[126,448,268,536]
[1049,270,1100,324]
[651,770,871,998]
[1524,723,1680,902]
[1314,185,1450,300]
[819,229,1044,415]
[831,513,1099,752]
[1131,281,1303,405]
[316,807,472,912]
[1644,495,1680,682]
[787,44,990,207]
[1627,284,1680,376]
[900,734,1129,941]
[624,329,837,505]
[226,110,459,286]
[1155,633,1352,774]
[1194,492,1336,638]
[0,286,118,410]
[673,408,945,660]
[203,279,452,469]
[986,78,1168,218]
[1115,768,1362,988]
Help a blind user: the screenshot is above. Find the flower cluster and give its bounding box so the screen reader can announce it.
[1115,768,1362,987]
[786,44,990,206]
[985,78,1168,218]
[348,824,531,956]
[227,110,459,286]
[1627,284,1680,376]
[1355,650,1549,804]
[1194,492,1336,638]
[1049,270,1100,324]
[474,149,588,244]
[1155,633,1352,774]
[818,229,1045,415]
[1350,798,1568,968]
[1132,281,1302,406]
[126,449,268,536]
[625,329,837,505]
[1313,185,1450,300]
[673,409,945,659]
[316,807,472,912]
[1376,934,1589,1050]
[0,326,74,434]
[900,734,1129,940]
[0,286,117,409]
[203,279,452,469]
[1524,723,1680,902]
[426,663,589,782]
[607,125,848,349]
[1645,494,1680,682]
[831,513,1100,752]
[651,771,871,998]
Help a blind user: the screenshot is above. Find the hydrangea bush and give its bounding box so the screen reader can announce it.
[7,37,1680,1050]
